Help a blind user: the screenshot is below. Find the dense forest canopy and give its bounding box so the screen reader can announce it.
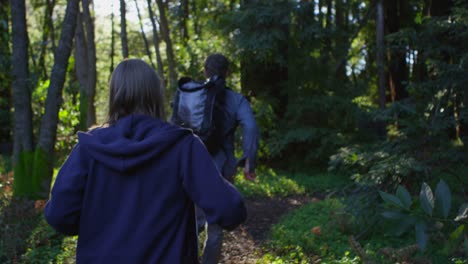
[0,0,466,205]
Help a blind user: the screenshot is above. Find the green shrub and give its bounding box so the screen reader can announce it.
[379,180,467,257]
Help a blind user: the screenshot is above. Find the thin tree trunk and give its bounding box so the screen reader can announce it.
[181,0,189,43]
[376,0,386,110]
[120,0,129,58]
[384,0,409,101]
[156,0,177,89]
[110,1,115,75]
[36,0,80,197]
[191,1,200,36]
[38,0,55,80]
[134,0,155,69]
[82,0,96,127]
[75,10,89,131]
[147,0,164,79]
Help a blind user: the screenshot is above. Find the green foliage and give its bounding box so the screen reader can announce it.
[263,199,351,262]
[379,180,467,256]
[234,167,305,198]
[234,168,351,198]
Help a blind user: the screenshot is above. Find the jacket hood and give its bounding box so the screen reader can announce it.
[78,114,191,173]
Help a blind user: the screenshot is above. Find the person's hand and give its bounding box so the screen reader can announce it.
[243,158,256,181]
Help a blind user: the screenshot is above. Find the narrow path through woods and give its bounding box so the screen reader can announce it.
[218,195,317,264]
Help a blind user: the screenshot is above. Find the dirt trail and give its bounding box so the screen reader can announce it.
[218,195,315,264]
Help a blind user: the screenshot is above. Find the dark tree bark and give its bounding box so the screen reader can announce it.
[156,0,177,89]
[384,0,409,101]
[82,0,96,127]
[180,0,189,43]
[110,1,115,74]
[134,0,155,69]
[10,0,33,163]
[36,0,80,196]
[147,0,164,79]
[119,0,129,58]
[430,0,453,17]
[334,0,347,81]
[0,0,12,153]
[74,10,89,131]
[38,0,55,80]
[376,0,387,138]
[376,0,386,110]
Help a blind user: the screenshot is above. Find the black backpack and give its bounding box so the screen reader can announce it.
[171,75,226,154]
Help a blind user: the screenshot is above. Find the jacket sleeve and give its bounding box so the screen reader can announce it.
[44,144,86,235]
[181,136,246,230]
[236,96,259,172]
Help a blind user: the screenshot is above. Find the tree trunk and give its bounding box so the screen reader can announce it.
[75,10,89,131]
[147,0,164,79]
[134,0,155,69]
[38,0,55,80]
[376,0,386,138]
[384,0,409,101]
[180,0,189,43]
[119,0,129,58]
[110,1,115,74]
[82,0,96,127]
[334,0,347,81]
[36,0,80,197]
[376,0,386,110]
[0,0,12,153]
[10,0,35,197]
[156,0,177,89]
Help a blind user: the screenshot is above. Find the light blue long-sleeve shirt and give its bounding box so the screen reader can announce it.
[213,88,259,180]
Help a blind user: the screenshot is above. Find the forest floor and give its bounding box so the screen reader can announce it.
[217,195,318,264]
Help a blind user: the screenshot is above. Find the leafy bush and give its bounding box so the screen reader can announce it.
[379,180,467,257]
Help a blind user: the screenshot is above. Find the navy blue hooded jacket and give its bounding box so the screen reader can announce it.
[44,115,246,263]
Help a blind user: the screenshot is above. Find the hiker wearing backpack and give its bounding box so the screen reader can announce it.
[171,53,259,263]
[44,59,246,263]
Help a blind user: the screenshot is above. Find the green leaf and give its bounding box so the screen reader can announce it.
[455,203,468,222]
[449,224,464,242]
[465,239,468,255]
[379,191,404,208]
[392,216,417,236]
[381,210,405,220]
[415,222,428,250]
[419,182,434,216]
[435,180,451,219]
[396,185,412,209]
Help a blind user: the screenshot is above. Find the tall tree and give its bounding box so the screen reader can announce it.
[10,0,34,196]
[156,0,177,89]
[376,0,386,110]
[0,0,12,153]
[134,0,155,69]
[82,0,96,128]
[147,0,164,79]
[120,0,129,58]
[384,0,409,101]
[110,1,115,74]
[37,0,56,80]
[180,0,189,43]
[75,9,89,131]
[35,0,80,197]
